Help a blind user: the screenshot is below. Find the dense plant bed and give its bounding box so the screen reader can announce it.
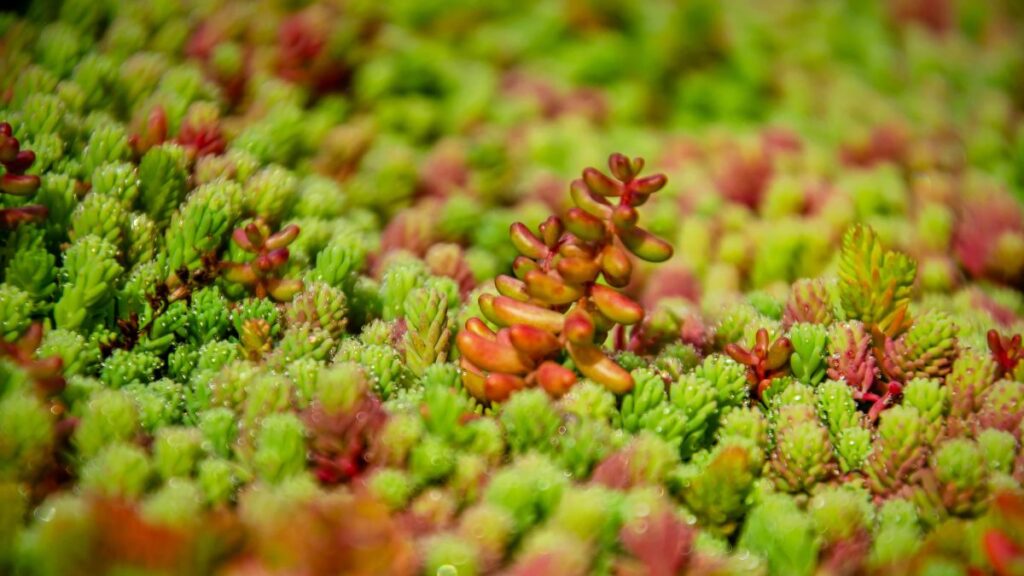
[2,0,1024,575]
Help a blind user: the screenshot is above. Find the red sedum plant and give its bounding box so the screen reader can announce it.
[457,153,673,401]
[725,327,794,399]
[222,218,304,301]
[0,121,47,228]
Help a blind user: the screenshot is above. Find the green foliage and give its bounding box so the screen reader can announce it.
[287,281,348,341]
[500,389,560,455]
[788,323,828,386]
[152,426,202,479]
[72,389,139,460]
[0,285,32,341]
[402,286,450,376]
[54,235,122,332]
[409,435,456,484]
[0,391,54,481]
[838,224,916,339]
[197,458,238,505]
[79,442,151,499]
[138,143,189,224]
[671,438,763,536]
[694,355,749,409]
[165,180,242,274]
[0,3,1022,573]
[738,493,818,576]
[617,368,666,433]
[252,413,307,484]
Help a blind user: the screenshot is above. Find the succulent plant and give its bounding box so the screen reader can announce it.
[0,1,1022,573]
[222,218,304,302]
[457,153,673,400]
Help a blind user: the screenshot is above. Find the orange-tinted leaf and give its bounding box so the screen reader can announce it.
[632,173,667,195]
[1,173,41,196]
[524,270,584,306]
[609,153,636,183]
[567,342,633,393]
[620,226,673,263]
[558,241,595,260]
[539,216,564,248]
[570,179,613,219]
[591,284,644,325]
[485,373,527,402]
[535,361,576,397]
[556,256,601,284]
[465,317,496,340]
[611,204,638,231]
[490,295,565,333]
[766,337,793,371]
[495,274,530,301]
[456,330,533,375]
[510,223,548,259]
[583,167,622,197]
[223,264,257,285]
[600,244,632,287]
[564,208,606,242]
[265,224,300,250]
[267,278,303,302]
[479,293,499,324]
[460,357,488,400]
[513,256,540,280]
[508,324,562,359]
[564,306,596,344]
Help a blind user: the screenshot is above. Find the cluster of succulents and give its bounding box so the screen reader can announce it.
[2,0,1024,574]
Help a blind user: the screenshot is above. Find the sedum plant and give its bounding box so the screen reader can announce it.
[457,153,673,400]
[0,1,1022,574]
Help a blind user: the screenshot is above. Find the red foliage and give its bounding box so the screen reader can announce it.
[276,7,356,94]
[983,491,1024,576]
[954,191,1024,281]
[128,106,168,157]
[304,395,387,485]
[713,141,773,209]
[988,329,1023,376]
[232,492,416,576]
[840,124,909,168]
[0,323,65,398]
[0,121,47,228]
[616,510,695,576]
[222,219,303,301]
[177,111,226,159]
[724,328,793,399]
[590,449,634,490]
[889,0,953,35]
[87,497,243,574]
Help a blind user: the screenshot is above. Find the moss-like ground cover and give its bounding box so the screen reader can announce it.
[2,1,1024,574]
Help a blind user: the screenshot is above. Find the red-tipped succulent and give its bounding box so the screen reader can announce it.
[616,509,696,576]
[724,328,793,399]
[305,396,387,485]
[276,6,353,94]
[984,491,1024,576]
[128,106,169,157]
[176,104,226,159]
[954,190,1024,282]
[456,153,674,401]
[222,218,303,301]
[0,323,65,398]
[987,329,1022,377]
[0,122,47,228]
